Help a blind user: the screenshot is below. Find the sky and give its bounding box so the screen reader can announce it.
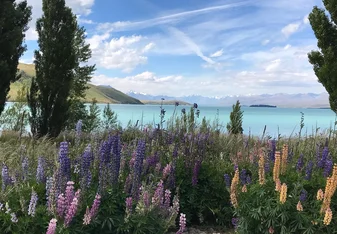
[20,0,328,97]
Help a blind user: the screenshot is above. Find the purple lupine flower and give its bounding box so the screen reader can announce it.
[46,177,53,207]
[146,152,159,168]
[143,190,150,208]
[264,161,270,173]
[65,181,75,208]
[132,140,146,200]
[192,160,201,186]
[299,189,307,202]
[75,120,82,136]
[124,173,132,195]
[240,169,247,185]
[152,180,164,206]
[246,175,252,184]
[111,134,122,184]
[22,157,28,181]
[57,193,66,217]
[164,189,171,208]
[232,217,239,229]
[305,161,314,180]
[36,157,45,183]
[193,103,198,109]
[224,174,231,187]
[296,154,304,172]
[28,190,38,217]
[234,164,239,171]
[269,139,276,162]
[98,140,111,192]
[318,146,329,168]
[176,213,187,234]
[2,164,11,191]
[46,218,57,234]
[324,158,333,177]
[89,194,101,219]
[175,102,179,107]
[58,142,71,185]
[64,196,79,227]
[10,213,18,223]
[181,108,186,115]
[126,197,133,214]
[80,145,92,190]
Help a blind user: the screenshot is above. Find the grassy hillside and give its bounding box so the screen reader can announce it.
[95,86,143,104]
[8,63,142,104]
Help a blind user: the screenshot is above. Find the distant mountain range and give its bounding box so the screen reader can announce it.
[10,64,142,104]
[127,91,330,108]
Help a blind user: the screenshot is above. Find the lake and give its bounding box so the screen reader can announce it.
[2,103,337,137]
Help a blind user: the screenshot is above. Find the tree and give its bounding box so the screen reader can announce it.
[308,1,337,113]
[0,0,31,116]
[101,103,118,130]
[83,98,101,132]
[227,100,243,134]
[28,0,94,137]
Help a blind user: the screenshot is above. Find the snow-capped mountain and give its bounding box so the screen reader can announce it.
[126,91,330,108]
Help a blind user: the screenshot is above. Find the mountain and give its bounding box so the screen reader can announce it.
[9,63,143,104]
[127,91,330,108]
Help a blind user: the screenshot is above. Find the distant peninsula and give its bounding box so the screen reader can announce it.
[249,104,277,108]
[141,100,191,106]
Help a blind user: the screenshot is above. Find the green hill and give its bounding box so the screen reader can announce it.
[9,63,143,105]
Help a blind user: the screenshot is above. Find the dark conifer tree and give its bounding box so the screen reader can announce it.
[0,0,31,116]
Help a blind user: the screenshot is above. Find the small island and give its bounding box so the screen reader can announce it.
[249,104,277,108]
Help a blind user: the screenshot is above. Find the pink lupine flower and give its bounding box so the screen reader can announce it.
[164,189,171,208]
[65,181,75,207]
[83,206,91,225]
[152,180,164,206]
[46,218,57,234]
[142,190,150,208]
[176,213,186,234]
[163,163,172,179]
[56,193,66,217]
[89,193,101,218]
[126,197,133,214]
[64,197,79,227]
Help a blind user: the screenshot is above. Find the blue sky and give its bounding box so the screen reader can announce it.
[21,0,327,97]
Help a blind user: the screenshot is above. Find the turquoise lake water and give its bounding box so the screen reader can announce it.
[94,104,336,137]
[2,103,337,137]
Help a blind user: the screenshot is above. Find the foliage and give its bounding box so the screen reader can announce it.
[0,0,31,116]
[0,86,29,133]
[27,0,94,138]
[83,99,101,132]
[227,100,244,134]
[308,1,337,113]
[101,104,118,130]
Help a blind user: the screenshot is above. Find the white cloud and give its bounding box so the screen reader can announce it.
[87,34,155,72]
[210,49,223,58]
[281,22,301,37]
[303,14,310,24]
[167,26,215,65]
[264,59,281,72]
[25,0,95,41]
[96,1,254,33]
[261,39,270,45]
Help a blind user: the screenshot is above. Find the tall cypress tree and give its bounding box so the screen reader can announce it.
[28,0,95,137]
[0,0,31,116]
[308,1,337,112]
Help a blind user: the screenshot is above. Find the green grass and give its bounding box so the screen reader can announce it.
[8,63,142,104]
[95,85,143,104]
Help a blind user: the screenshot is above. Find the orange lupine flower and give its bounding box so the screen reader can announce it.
[258,154,265,185]
[323,207,333,225]
[273,151,281,182]
[281,144,288,175]
[296,201,303,211]
[279,183,287,204]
